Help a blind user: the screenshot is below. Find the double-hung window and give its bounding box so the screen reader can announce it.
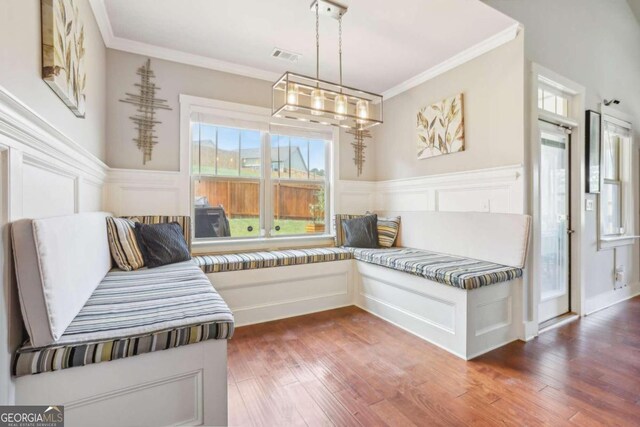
[599,114,634,247]
[190,110,332,244]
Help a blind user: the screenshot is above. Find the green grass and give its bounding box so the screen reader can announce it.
[228,218,323,237]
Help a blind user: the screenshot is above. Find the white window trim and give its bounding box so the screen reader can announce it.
[179,94,339,253]
[598,106,636,250]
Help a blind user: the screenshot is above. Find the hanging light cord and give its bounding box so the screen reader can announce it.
[338,15,343,86]
[315,1,320,81]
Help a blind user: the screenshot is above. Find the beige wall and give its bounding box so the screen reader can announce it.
[372,33,525,181]
[485,0,640,305]
[107,49,374,179]
[106,49,270,171]
[0,0,107,160]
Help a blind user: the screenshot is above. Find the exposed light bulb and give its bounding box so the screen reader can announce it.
[311,89,325,115]
[334,94,347,120]
[285,83,299,111]
[356,99,369,120]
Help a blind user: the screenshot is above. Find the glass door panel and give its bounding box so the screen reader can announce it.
[538,122,571,323]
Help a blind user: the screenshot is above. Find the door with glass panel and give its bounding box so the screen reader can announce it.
[538,121,571,323]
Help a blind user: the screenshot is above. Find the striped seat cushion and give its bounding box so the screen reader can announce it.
[351,247,523,290]
[13,261,234,377]
[194,247,353,274]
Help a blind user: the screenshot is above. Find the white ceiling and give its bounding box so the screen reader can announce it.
[92,0,519,97]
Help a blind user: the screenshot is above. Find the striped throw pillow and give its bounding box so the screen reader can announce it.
[106,217,145,271]
[334,214,401,247]
[376,216,401,247]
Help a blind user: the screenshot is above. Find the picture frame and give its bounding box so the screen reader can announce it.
[585,110,601,193]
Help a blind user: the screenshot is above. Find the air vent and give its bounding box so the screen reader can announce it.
[271,48,301,63]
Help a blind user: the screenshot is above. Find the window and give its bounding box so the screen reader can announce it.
[599,115,633,246]
[271,134,327,236]
[538,84,569,117]
[190,112,331,242]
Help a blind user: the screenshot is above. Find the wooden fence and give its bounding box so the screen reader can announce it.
[194,180,323,220]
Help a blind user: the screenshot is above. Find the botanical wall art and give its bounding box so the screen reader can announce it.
[119,59,172,164]
[41,0,86,118]
[417,93,465,159]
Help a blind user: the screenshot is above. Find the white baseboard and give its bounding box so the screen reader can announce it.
[585,284,640,316]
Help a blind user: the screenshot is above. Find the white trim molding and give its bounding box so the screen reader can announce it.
[89,0,280,82]
[381,23,521,99]
[0,86,107,181]
[90,0,520,100]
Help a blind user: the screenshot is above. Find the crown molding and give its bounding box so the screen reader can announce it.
[381,23,521,100]
[90,0,520,99]
[88,0,280,82]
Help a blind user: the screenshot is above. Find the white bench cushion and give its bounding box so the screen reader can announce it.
[11,212,112,347]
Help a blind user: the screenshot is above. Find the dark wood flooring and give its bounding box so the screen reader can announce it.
[227,298,640,426]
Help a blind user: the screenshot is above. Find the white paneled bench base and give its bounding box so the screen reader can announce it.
[355,261,522,360]
[202,260,354,327]
[15,339,227,427]
[354,210,530,360]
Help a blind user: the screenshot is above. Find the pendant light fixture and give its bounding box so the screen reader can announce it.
[272,0,383,130]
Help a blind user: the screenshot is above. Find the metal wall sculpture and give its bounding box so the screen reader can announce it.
[346,128,371,177]
[119,59,172,164]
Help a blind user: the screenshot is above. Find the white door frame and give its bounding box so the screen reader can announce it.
[529,64,586,334]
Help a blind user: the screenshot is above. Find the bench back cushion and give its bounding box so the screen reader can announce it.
[377,211,531,268]
[12,212,112,347]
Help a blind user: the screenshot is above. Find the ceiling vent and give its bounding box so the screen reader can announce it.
[271,48,301,63]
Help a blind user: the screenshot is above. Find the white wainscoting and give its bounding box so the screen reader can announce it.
[104,168,188,216]
[0,86,108,405]
[338,164,525,215]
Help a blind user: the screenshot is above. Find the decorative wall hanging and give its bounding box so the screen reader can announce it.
[585,110,601,193]
[346,128,371,176]
[417,93,465,159]
[119,59,172,164]
[41,0,86,117]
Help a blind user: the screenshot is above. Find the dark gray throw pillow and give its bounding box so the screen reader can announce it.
[134,222,191,268]
[341,214,379,248]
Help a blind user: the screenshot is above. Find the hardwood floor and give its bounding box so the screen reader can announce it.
[227,298,640,426]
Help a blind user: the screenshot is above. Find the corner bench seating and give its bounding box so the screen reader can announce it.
[196,210,530,361]
[11,213,232,427]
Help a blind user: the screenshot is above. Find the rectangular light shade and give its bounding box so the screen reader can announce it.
[272,72,383,130]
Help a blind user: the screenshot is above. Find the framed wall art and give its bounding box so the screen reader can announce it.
[585,110,601,193]
[41,0,86,117]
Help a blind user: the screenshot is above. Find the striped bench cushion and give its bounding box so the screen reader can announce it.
[351,247,523,290]
[13,261,234,377]
[194,247,353,274]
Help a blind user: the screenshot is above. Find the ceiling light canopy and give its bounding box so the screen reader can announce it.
[272,0,383,130]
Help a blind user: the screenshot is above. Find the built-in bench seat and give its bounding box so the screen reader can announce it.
[13,261,234,377]
[350,247,522,290]
[11,213,232,426]
[193,247,353,273]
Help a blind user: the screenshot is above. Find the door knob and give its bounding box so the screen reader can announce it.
[567,229,575,234]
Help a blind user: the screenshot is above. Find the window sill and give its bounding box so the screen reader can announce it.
[192,234,336,255]
[598,235,640,250]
